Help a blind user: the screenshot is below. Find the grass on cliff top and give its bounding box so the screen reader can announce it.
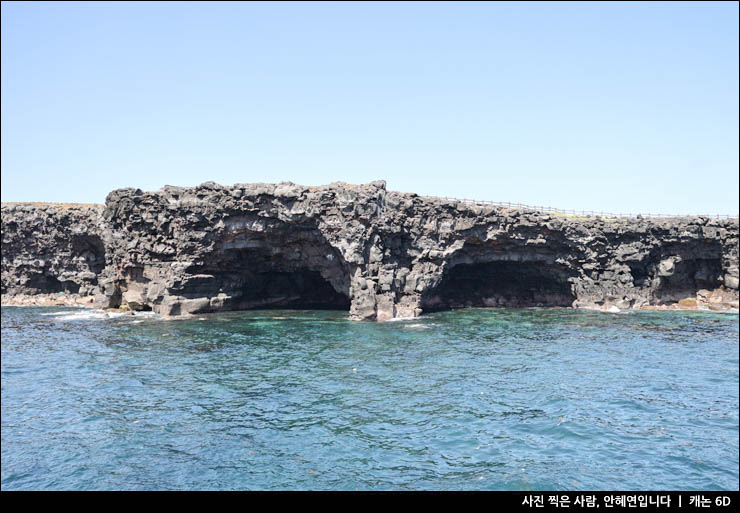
[548,211,620,222]
[1,201,103,209]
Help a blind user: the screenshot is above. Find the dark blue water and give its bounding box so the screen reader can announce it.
[1,306,738,490]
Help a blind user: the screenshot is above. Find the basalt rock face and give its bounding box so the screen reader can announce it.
[1,204,106,297]
[2,181,739,319]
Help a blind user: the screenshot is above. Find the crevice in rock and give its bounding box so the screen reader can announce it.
[70,234,106,277]
[627,262,651,288]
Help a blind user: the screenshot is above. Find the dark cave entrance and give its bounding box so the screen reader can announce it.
[421,261,576,312]
[26,274,81,294]
[653,257,723,303]
[233,270,351,311]
[175,217,353,313]
[179,264,352,313]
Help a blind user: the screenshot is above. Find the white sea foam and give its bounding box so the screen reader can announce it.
[385,316,418,322]
[55,310,111,321]
[402,323,432,329]
[43,309,161,321]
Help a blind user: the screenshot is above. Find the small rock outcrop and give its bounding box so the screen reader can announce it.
[2,181,738,319]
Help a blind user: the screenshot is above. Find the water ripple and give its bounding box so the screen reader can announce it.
[1,306,738,490]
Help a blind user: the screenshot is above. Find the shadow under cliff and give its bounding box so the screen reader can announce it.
[170,216,352,313]
[420,238,577,312]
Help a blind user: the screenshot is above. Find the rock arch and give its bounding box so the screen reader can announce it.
[146,215,352,315]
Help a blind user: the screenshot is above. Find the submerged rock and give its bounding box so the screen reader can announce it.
[2,183,738,320]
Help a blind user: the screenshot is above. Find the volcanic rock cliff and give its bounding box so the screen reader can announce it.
[1,203,106,300]
[2,181,738,319]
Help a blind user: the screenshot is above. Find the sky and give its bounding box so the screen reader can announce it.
[1,1,738,215]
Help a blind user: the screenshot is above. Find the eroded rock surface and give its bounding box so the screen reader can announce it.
[1,203,105,299]
[2,182,738,319]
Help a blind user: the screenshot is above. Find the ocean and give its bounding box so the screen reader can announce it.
[1,306,738,490]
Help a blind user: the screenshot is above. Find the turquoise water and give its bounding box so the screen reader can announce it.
[1,306,738,490]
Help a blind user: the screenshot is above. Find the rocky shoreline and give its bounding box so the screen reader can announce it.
[0,291,151,312]
[1,292,96,308]
[2,181,738,320]
[3,292,736,315]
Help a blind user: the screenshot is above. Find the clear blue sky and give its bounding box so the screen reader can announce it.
[2,1,738,214]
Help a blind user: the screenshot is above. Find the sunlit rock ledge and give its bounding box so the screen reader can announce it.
[2,181,738,320]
